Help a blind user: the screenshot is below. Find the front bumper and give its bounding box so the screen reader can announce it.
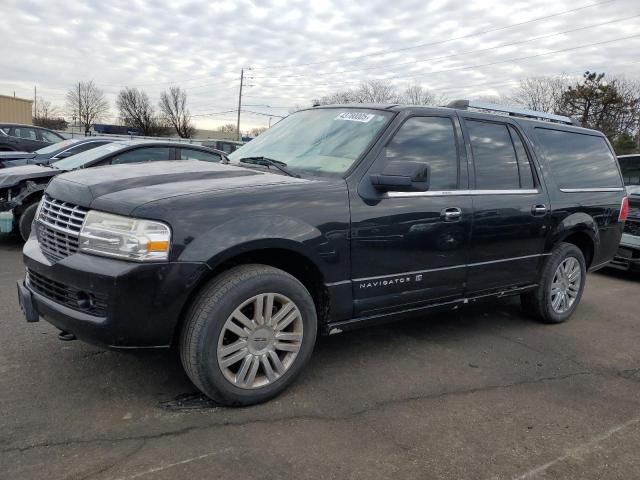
[19,237,210,349]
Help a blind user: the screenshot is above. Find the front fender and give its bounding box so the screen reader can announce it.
[176,214,329,270]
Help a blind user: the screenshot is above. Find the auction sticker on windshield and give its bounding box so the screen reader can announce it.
[335,112,376,123]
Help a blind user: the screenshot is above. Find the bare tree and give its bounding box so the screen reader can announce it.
[116,87,160,135]
[510,76,569,113]
[354,80,398,103]
[250,127,268,136]
[401,85,440,105]
[218,123,237,134]
[34,98,59,121]
[33,97,67,130]
[65,81,110,134]
[314,80,400,106]
[159,86,195,138]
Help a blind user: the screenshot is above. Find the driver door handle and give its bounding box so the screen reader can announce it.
[532,204,548,216]
[441,207,462,222]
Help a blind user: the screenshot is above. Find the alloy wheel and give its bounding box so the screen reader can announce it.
[217,293,303,389]
[550,256,582,314]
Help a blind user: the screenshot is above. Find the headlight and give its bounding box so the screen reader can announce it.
[79,211,171,261]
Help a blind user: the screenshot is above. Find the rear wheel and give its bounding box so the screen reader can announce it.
[180,265,317,406]
[521,242,586,323]
[18,202,39,241]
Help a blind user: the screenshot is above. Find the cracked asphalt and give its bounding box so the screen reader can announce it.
[1,232,639,480]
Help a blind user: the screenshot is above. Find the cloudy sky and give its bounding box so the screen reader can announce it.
[2,0,639,132]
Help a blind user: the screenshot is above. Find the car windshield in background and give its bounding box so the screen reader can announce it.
[619,156,640,187]
[228,108,393,176]
[36,138,81,155]
[53,142,127,170]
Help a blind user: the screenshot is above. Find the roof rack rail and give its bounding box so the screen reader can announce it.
[446,99,577,126]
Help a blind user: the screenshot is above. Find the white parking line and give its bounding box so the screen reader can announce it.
[512,416,640,479]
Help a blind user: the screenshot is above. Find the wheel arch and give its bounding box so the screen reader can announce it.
[549,213,599,268]
[171,241,330,347]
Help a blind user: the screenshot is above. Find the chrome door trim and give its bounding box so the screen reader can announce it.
[559,187,625,193]
[386,189,539,198]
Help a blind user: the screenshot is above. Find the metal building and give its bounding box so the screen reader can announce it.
[0,94,33,124]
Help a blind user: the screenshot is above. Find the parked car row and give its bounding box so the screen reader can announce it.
[0,139,227,239]
[10,101,633,406]
[611,154,640,271]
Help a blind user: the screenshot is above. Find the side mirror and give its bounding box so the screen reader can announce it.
[370,161,430,192]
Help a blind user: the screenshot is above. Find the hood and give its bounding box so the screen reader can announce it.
[0,164,60,189]
[46,160,310,215]
[0,152,37,165]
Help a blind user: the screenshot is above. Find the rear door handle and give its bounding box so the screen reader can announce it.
[441,207,462,222]
[532,204,548,216]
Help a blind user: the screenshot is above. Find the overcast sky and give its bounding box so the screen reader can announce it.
[1,0,639,132]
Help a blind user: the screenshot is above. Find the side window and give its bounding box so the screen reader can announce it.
[385,116,459,190]
[40,130,63,143]
[13,127,38,140]
[508,126,535,189]
[179,148,222,162]
[61,141,108,157]
[535,128,623,189]
[110,147,171,165]
[467,120,521,190]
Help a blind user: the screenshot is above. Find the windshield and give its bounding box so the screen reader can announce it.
[228,108,393,176]
[36,138,81,155]
[53,142,127,170]
[619,156,640,187]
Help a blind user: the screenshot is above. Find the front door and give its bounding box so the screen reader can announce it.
[460,115,551,293]
[350,114,472,317]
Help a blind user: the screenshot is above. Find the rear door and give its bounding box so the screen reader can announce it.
[350,113,472,316]
[10,126,42,151]
[461,114,551,293]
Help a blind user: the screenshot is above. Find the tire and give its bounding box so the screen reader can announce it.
[18,202,39,241]
[180,264,318,406]
[521,242,587,324]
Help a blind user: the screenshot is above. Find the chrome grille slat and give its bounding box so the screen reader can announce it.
[37,195,88,261]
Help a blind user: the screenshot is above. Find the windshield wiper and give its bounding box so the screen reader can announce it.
[239,156,300,178]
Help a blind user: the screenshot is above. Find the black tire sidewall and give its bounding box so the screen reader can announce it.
[540,244,586,323]
[18,202,39,241]
[191,269,317,405]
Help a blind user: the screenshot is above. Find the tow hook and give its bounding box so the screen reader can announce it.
[58,330,76,341]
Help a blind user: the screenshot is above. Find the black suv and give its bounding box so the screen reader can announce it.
[611,154,640,271]
[17,102,628,406]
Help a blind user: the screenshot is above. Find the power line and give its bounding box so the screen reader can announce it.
[252,14,640,81]
[251,0,620,70]
[262,33,640,89]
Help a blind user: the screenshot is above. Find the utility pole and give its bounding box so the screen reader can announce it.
[34,86,37,119]
[236,69,244,142]
[78,82,82,135]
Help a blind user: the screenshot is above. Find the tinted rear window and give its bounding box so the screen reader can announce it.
[535,128,622,189]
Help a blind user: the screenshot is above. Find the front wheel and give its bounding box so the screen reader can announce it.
[180,265,317,406]
[521,242,587,324]
[18,202,39,241]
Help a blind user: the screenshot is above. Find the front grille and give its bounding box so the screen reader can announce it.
[26,269,108,317]
[624,219,640,237]
[37,195,88,261]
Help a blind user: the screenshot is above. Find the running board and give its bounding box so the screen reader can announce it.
[325,284,537,335]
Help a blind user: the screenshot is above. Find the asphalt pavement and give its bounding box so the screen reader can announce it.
[1,232,639,480]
